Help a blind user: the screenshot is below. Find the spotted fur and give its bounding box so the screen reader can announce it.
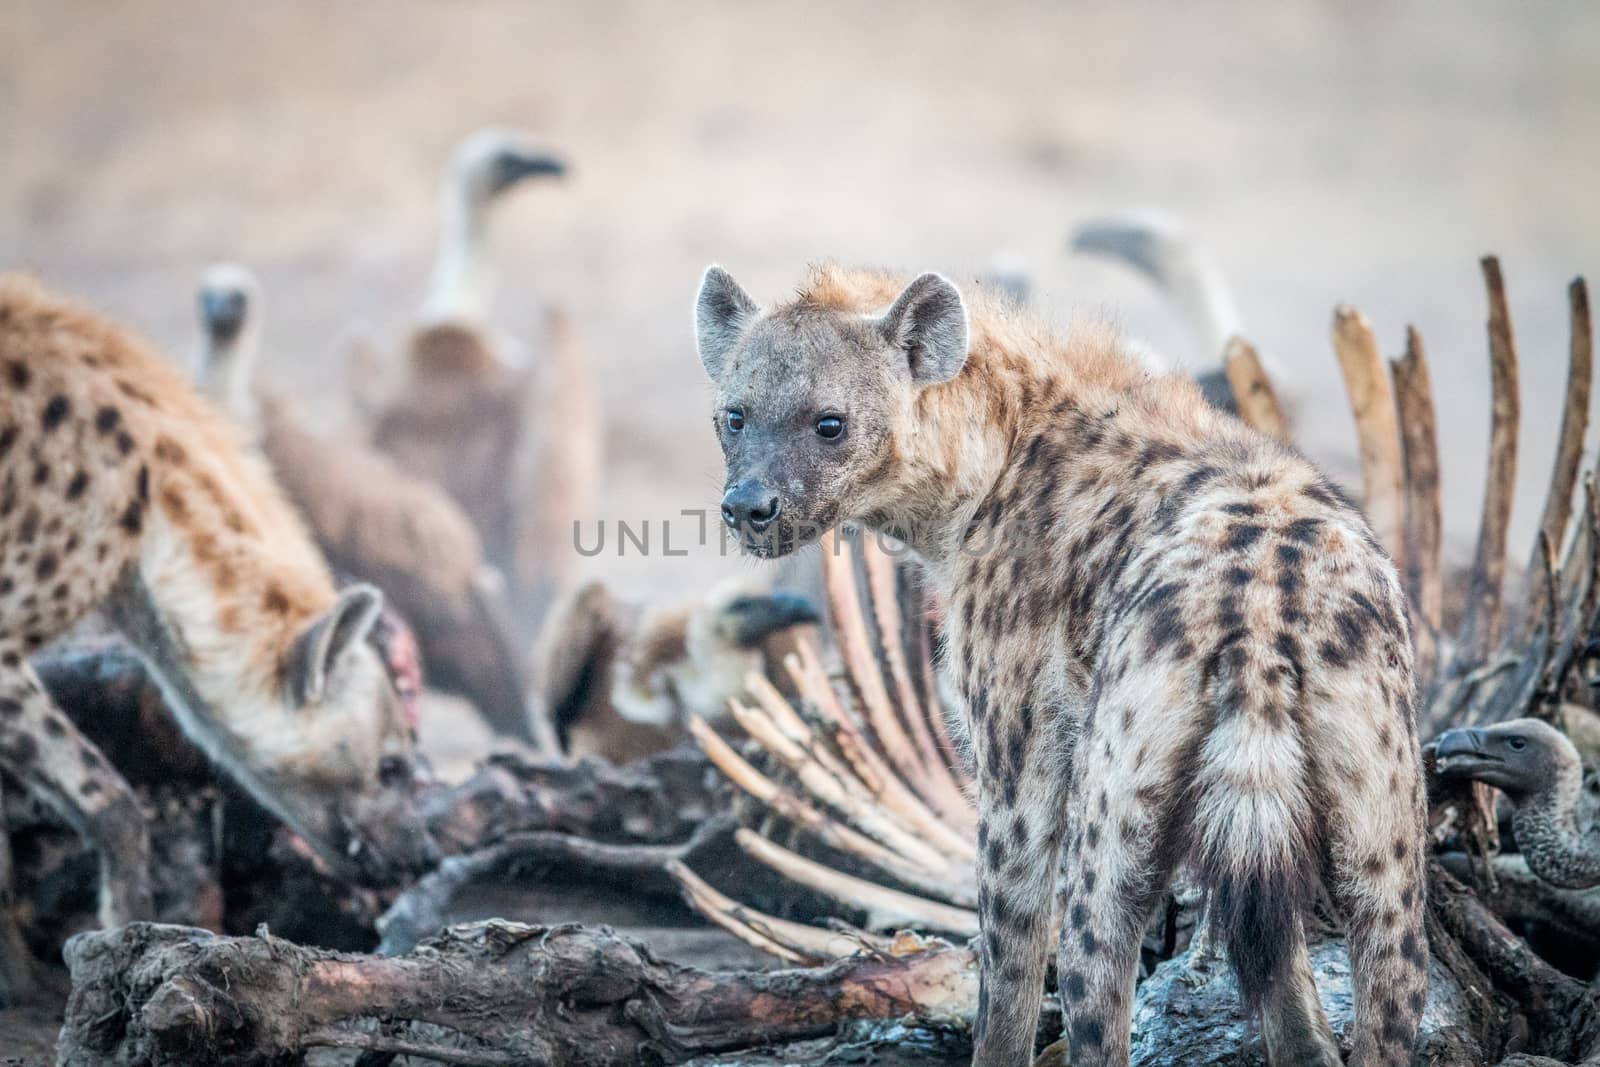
[695,263,1429,1066]
[0,275,431,936]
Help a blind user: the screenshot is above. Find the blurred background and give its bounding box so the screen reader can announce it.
[3,0,1597,601]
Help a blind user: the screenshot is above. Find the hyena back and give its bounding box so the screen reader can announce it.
[0,274,430,934]
[694,263,1428,1066]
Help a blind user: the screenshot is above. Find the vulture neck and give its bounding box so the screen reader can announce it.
[1513,768,1600,890]
[422,181,494,322]
[203,328,260,434]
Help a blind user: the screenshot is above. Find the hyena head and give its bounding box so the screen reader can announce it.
[267,583,435,883]
[694,266,969,556]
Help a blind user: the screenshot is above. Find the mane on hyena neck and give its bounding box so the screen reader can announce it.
[796,264,1225,566]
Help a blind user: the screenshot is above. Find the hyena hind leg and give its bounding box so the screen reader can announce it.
[1324,758,1429,1066]
[1259,920,1341,1067]
[0,649,153,929]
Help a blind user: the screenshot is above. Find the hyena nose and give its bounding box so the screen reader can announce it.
[721,484,781,532]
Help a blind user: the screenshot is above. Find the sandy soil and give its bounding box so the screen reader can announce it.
[1,2,1597,1061]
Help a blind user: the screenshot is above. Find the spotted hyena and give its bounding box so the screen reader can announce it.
[0,275,431,939]
[694,264,1428,1066]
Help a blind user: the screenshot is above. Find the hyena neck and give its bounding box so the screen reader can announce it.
[875,321,1168,580]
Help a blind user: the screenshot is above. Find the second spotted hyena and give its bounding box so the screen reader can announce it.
[694,264,1427,1066]
[0,275,432,943]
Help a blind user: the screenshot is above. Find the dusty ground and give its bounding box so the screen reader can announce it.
[1,2,1597,1061]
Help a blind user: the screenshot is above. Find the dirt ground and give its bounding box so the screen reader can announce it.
[1,2,1597,1061]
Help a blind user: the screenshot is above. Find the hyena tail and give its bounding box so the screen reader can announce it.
[1187,716,1322,1016]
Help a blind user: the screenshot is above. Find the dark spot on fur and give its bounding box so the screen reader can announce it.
[1071,1016,1105,1049]
[95,406,120,433]
[154,436,187,464]
[1221,501,1258,516]
[32,462,49,487]
[1226,524,1265,551]
[1064,971,1086,1002]
[115,430,135,456]
[1226,565,1252,587]
[3,731,38,762]
[1070,903,1087,929]
[65,469,90,499]
[1181,465,1219,493]
[0,698,21,718]
[1400,931,1424,966]
[0,424,16,459]
[34,552,58,580]
[263,585,291,614]
[80,745,104,770]
[119,499,144,535]
[1080,929,1098,955]
[6,361,30,389]
[1284,517,1322,543]
[43,716,65,738]
[41,394,70,431]
[80,778,102,797]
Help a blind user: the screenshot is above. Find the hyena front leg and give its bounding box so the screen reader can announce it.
[970,699,1067,1067]
[0,647,153,928]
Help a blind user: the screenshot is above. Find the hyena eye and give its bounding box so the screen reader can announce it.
[378,755,412,787]
[1506,736,1527,751]
[815,415,845,440]
[725,409,745,433]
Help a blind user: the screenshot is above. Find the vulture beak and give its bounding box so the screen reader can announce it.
[1068,219,1162,278]
[1431,727,1495,775]
[724,592,820,648]
[489,149,568,194]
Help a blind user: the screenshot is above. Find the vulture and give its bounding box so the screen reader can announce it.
[1434,718,1600,889]
[1069,210,1274,417]
[194,265,546,750]
[370,128,598,632]
[532,580,819,765]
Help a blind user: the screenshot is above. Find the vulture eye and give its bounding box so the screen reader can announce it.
[1506,736,1527,752]
[725,410,745,433]
[815,415,845,440]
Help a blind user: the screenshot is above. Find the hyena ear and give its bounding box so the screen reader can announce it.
[878,272,969,385]
[695,265,759,380]
[287,584,386,706]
